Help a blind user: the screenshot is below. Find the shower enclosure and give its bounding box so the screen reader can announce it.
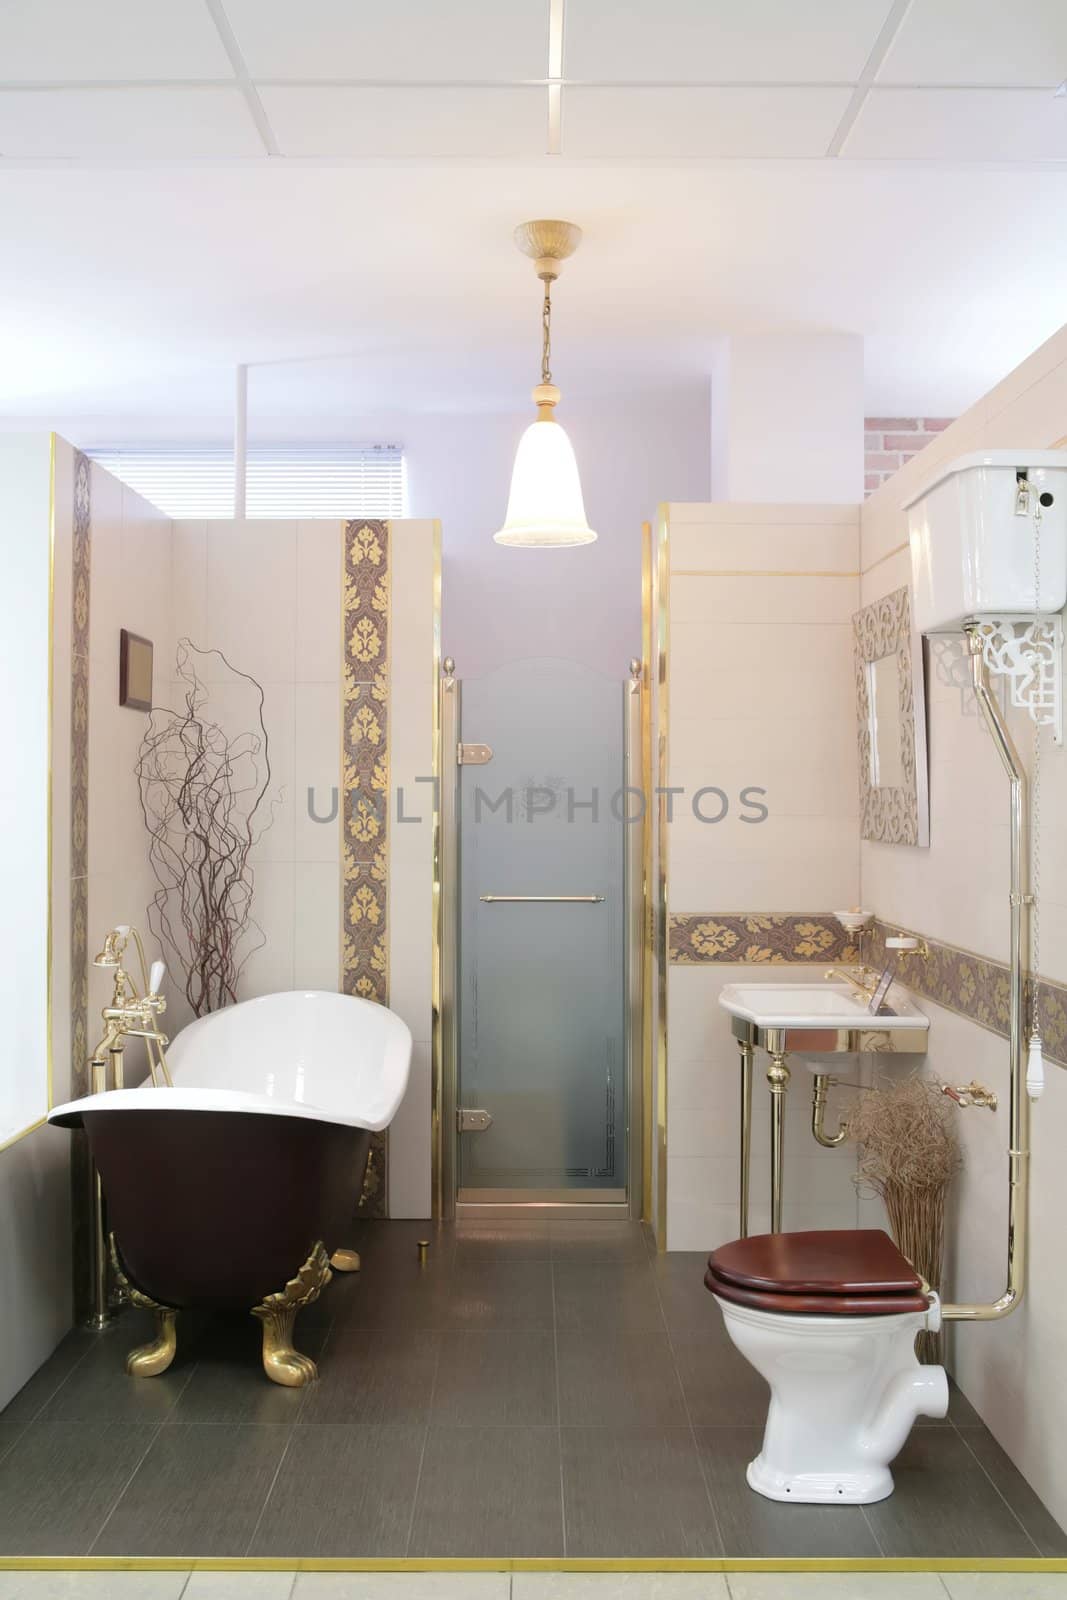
[436,655,646,1218]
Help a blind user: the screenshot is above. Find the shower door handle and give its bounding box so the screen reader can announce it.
[479,894,605,903]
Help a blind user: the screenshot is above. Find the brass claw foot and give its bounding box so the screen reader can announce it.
[251,1241,332,1389]
[108,1234,179,1378]
[329,1248,361,1272]
[126,1310,178,1377]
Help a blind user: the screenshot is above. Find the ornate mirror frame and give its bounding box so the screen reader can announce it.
[854,585,930,847]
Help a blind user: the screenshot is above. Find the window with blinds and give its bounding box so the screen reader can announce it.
[85,444,406,520]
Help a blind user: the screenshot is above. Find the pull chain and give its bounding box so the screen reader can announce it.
[541,278,552,386]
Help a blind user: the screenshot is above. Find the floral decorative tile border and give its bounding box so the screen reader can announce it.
[669,913,859,966]
[342,519,391,1217]
[866,919,1067,1070]
[668,908,1067,1068]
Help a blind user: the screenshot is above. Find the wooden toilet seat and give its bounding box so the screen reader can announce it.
[705,1229,930,1316]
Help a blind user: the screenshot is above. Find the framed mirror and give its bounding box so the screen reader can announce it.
[854,585,929,847]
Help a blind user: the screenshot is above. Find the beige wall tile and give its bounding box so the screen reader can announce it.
[205,519,298,686]
[293,861,340,992]
[388,1041,432,1219]
[670,518,858,575]
[294,681,341,864]
[671,572,859,627]
[296,520,342,684]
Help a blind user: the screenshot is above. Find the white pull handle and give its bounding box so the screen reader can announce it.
[1027,1030,1045,1100]
[149,960,166,995]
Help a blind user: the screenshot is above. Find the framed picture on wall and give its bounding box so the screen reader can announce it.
[119,628,153,712]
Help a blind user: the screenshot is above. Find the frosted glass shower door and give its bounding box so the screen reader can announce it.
[457,658,628,1203]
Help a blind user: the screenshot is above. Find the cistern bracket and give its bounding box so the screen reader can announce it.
[968,613,1063,745]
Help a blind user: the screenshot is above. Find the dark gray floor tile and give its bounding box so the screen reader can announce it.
[409,1426,563,1556]
[553,1262,664,1332]
[431,1331,557,1426]
[556,1330,687,1426]
[444,1262,555,1330]
[913,1375,983,1428]
[959,1425,1067,1556]
[300,1330,438,1425]
[349,1220,454,1268]
[330,1261,453,1331]
[453,1220,552,1263]
[561,1425,723,1556]
[694,1425,881,1558]
[250,1423,424,1557]
[671,1332,770,1427]
[0,1421,157,1555]
[651,1253,725,1334]
[39,1313,193,1425]
[93,1422,290,1556]
[550,1220,649,1263]
[0,1329,95,1423]
[0,1422,25,1466]
[864,1426,1039,1557]
[172,1318,327,1425]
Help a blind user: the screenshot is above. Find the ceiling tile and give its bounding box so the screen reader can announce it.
[0,0,233,82]
[260,86,546,158]
[0,88,265,158]
[879,0,1067,86]
[563,87,852,158]
[564,0,893,84]
[226,0,547,82]
[846,88,1067,159]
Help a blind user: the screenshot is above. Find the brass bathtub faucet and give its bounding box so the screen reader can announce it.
[90,924,173,1091]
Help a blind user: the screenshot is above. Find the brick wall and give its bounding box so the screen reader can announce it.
[864,416,954,496]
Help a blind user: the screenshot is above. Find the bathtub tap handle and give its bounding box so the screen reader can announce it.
[149,960,166,995]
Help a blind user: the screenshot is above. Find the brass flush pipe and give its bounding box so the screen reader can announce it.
[940,628,1031,1322]
[811,1073,848,1148]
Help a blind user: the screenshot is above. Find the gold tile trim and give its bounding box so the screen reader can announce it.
[672,568,860,578]
[70,448,92,1317]
[0,1559,1064,1574]
[861,539,909,577]
[341,519,391,1216]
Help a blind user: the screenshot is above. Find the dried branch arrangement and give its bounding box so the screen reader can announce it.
[845,1072,962,1361]
[136,639,280,1016]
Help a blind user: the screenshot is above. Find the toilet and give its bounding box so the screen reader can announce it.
[705,1229,948,1505]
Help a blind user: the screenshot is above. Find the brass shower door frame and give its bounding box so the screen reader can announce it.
[431,547,654,1223]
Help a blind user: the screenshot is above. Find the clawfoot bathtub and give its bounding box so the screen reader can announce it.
[49,991,411,1386]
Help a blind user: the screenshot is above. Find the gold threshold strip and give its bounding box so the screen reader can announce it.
[1,1558,1065,1574]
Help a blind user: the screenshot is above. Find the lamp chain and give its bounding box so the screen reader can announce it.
[541,278,552,385]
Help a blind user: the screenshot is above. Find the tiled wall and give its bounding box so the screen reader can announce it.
[864,416,954,496]
[0,436,74,1408]
[170,517,437,1219]
[661,502,862,1250]
[859,323,1067,1530]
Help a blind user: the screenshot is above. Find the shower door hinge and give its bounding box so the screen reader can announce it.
[457,742,493,765]
[457,1108,494,1133]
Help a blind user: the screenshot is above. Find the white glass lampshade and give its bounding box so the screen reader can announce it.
[493,416,597,547]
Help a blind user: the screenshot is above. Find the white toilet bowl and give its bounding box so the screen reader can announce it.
[715,1291,947,1503]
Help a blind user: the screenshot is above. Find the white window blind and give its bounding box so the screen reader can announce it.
[85,444,405,520]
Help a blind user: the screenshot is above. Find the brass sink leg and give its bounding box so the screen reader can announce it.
[738,1039,754,1238]
[252,1241,332,1388]
[767,1049,791,1234]
[108,1234,179,1377]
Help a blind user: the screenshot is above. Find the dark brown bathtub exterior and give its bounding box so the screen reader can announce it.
[78,1107,372,1310]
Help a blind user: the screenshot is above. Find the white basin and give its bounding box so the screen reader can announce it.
[718,982,929,1032]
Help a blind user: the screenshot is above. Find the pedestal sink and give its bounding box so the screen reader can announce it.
[717,980,929,1235]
